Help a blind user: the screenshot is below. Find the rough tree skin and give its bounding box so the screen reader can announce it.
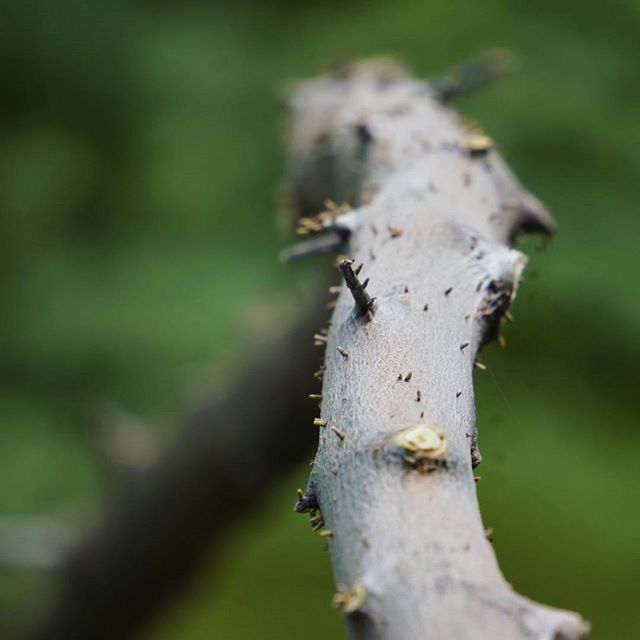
[288,59,589,640]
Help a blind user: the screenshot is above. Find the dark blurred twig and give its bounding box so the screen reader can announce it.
[17,295,328,640]
[431,48,517,102]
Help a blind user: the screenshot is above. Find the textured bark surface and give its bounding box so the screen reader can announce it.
[288,59,589,640]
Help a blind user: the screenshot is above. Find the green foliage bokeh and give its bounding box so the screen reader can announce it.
[0,0,638,638]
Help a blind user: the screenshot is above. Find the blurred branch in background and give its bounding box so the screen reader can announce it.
[16,294,329,640]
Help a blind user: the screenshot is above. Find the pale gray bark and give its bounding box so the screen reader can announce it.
[288,58,589,640]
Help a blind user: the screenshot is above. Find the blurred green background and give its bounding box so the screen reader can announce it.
[0,0,638,638]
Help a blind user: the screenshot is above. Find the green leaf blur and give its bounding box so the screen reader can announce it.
[0,0,638,638]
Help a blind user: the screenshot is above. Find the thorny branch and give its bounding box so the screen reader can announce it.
[287,56,589,639]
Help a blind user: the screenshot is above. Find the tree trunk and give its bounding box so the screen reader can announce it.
[288,58,589,640]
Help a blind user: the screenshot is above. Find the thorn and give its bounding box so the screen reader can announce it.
[416,390,421,402]
[337,346,349,358]
[329,285,342,294]
[310,511,325,531]
[313,334,328,343]
[308,394,323,400]
[361,277,370,290]
[296,488,304,501]
[485,527,494,542]
[369,248,376,260]
[387,225,403,238]
[456,391,462,398]
[320,529,333,537]
[423,303,429,311]
[474,476,482,483]
[404,371,412,382]
[474,359,486,370]
[338,259,375,319]
[444,287,453,296]
[404,285,409,293]
[314,418,327,427]
[505,310,513,322]
[497,335,506,349]
[354,263,363,276]
[460,341,470,351]
[279,231,344,262]
[397,373,403,381]
[420,410,424,418]
[331,426,346,440]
